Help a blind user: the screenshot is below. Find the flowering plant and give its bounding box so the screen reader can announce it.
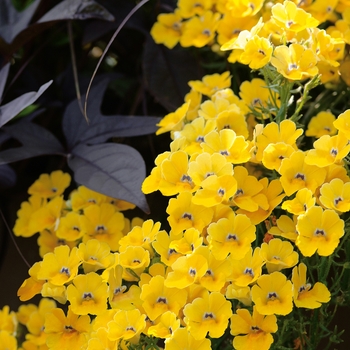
[2,0,350,349]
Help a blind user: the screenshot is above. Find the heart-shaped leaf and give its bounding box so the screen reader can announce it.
[68,143,149,212]
[0,80,52,128]
[63,78,160,150]
[0,121,64,165]
[0,164,16,189]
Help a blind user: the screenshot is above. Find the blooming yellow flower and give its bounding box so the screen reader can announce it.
[226,0,265,17]
[292,263,331,308]
[0,331,17,350]
[44,307,91,350]
[119,246,150,281]
[279,151,327,196]
[152,230,183,266]
[147,311,180,339]
[207,213,256,260]
[188,71,231,97]
[319,178,350,212]
[305,132,350,167]
[282,188,316,215]
[268,215,298,241]
[230,306,278,350]
[164,327,212,350]
[183,291,233,340]
[17,262,45,302]
[70,185,106,211]
[178,0,213,18]
[260,238,299,273]
[333,109,350,135]
[271,44,318,80]
[229,247,265,287]
[37,245,82,286]
[28,170,71,199]
[169,227,203,254]
[0,305,17,334]
[150,10,183,49]
[166,191,214,235]
[296,206,344,256]
[140,275,187,320]
[251,271,293,315]
[107,309,146,343]
[226,283,252,306]
[180,11,221,48]
[56,211,85,241]
[156,102,189,136]
[67,273,107,316]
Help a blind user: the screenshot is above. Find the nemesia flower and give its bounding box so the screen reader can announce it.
[41,281,67,304]
[37,245,82,286]
[292,263,331,308]
[304,132,350,167]
[229,247,265,287]
[0,306,17,334]
[0,331,17,350]
[87,327,118,350]
[296,206,344,256]
[333,109,350,135]
[226,0,265,17]
[147,311,180,338]
[180,11,221,48]
[17,262,45,301]
[67,272,108,315]
[178,0,213,18]
[188,71,231,97]
[282,188,316,215]
[56,211,85,241]
[319,178,350,212]
[268,215,298,241]
[306,111,337,138]
[150,10,183,49]
[251,271,293,315]
[207,213,256,260]
[271,44,318,80]
[230,306,278,350]
[119,246,150,281]
[152,230,183,266]
[183,291,233,339]
[166,191,214,235]
[260,238,299,273]
[37,229,77,257]
[44,307,91,350]
[28,170,71,199]
[70,185,106,212]
[226,283,252,306]
[184,89,202,121]
[107,309,146,343]
[156,102,189,135]
[169,227,203,254]
[164,327,212,350]
[140,275,187,320]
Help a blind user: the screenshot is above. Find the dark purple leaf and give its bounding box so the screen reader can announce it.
[68,143,149,212]
[0,63,10,101]
[62,78,160,150]
[0,121,64,165]
[0,80,52,128]
[0,164,16,189]
[143,35,202,111]
[0,0,41,44]
[37,0,114,23]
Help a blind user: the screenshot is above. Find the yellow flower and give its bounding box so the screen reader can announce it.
[140,275,187,320]
[319,178,350,212]
[178,0,213,18]
[271,44,318,80]
[44,307,90,350]
[41,281,67,304]
[67,272,108,315]
[156,102,189,135]
[169,227,203,254]
[207,213,256,260]
[28,170,71,199]
[166,191,214,235]
[188,71,231,97]
[201,129,251,164]
[292,263,331,308]
[107,309,146,343]
[304,133,350,167]
[0,331,17,350]
[70,185,106,212]
[230,306,278,350]
[17,262,45,302]
[164,327,212,350]
[13,195,45,237]
[183,291,233,340]
[260,238,299,273]
[147,311,180,339]
[282,188,316,215]
[226,0,265,17]
[77,239,115,273]
[251,271,293,315]
[333,109,350,135]
[229,247,265,287]
[188,152,233,187]
[0,305,17,334]
[150,10,183,49]
[119,246,150,281]
[268,215,298,241]
[271,0,319,35]
[37,245,82,286]
[262,142,295,171]
[80,203,125,251]
[180,11,221,48]
[279,151,327,196]
[56,211,85,241]
[239,35,273,69]
[152,230,183,266]
[296,206,344,256]
[226,283,252,306]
